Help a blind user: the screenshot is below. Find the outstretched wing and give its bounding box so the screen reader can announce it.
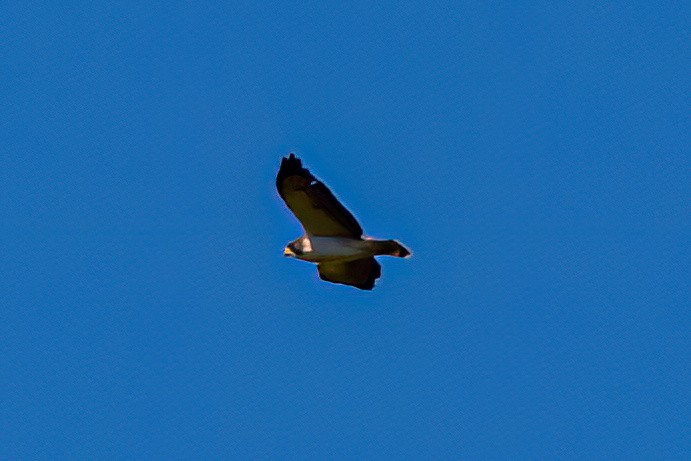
[317,258,381,290]
[276,154,363,238]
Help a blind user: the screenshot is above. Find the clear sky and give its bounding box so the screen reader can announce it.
[1,1,688,459]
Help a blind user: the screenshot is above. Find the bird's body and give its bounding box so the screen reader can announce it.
[285,236,408,263]
[276,153,410,290]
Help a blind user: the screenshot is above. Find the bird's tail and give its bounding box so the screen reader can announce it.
[369,239,411,258]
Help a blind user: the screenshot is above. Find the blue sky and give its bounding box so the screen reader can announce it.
[1,1,688,459]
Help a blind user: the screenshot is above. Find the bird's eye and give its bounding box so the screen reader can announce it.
[309,180,317,186]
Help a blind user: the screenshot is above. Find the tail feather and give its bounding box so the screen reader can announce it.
[370,239,411,258]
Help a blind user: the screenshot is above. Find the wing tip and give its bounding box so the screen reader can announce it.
[277,152,311,180]
[355,284,375,290]
[343,279,377,290]
[276,153,314,194]
[355,260,381,290]
[280,152,302,168]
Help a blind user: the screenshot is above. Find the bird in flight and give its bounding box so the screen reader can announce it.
[276,153,411,290]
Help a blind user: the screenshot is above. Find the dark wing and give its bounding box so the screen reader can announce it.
[276,154,363,238]
[317,258,381,290]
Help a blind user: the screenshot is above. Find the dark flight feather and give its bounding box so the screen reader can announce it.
[276,153,363,238]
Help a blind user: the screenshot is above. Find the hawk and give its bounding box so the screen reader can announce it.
[276,153,410,290]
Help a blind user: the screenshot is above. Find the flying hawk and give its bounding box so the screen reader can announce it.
[276,153,410,290]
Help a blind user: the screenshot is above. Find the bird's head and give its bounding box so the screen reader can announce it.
[283,238,307,258]
[283,244,296,257]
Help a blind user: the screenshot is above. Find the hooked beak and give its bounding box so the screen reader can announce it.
[283,247,294,257]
